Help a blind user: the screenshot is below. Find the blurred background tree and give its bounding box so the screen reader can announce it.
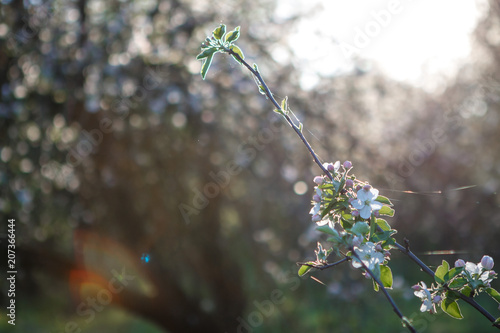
[0,0,499,332]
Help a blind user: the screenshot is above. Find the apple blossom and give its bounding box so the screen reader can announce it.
[323,161,340,173]
[414,282,433,312]
[351,188,383,219]
[351,242,385,271]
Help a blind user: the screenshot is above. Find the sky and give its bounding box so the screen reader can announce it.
[275,0,488,92]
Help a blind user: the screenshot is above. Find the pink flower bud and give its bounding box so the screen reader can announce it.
[345,179,354,188]
[313,194,321,202]
[375,244,383,252]
[313,176,324,185]
[454,259,466,268]
[374,211,380,217]
[411,284,421,291]
[356,185,362,192]
[481,255,494,270]
[352,210,360,217]
[363,184,372,192]
[433,295,442,303]
[384,250,391,258]
[312,214,321,222]
[352,236,362,247]
[343,161,352,169]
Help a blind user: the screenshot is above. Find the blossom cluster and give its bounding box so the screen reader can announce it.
[413,256,497,314]
[309,160,385,226]
[305,161,396,282]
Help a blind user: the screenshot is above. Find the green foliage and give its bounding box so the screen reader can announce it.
[380,265,393,289]
[298,262,315,276]
[486,287,500,303]
[197,24,243,80]
[435,260,450,285]
[378,205,395,217]
[229,45,245,63]
[441,297,463,319]
[213,24,226,40]
[200,53,215,80]
[375,195,393,206]
[224,26,241,43]
[350,221,369,236]
[316,224,339,236]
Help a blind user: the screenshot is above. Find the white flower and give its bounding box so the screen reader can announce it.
[323,161,340,173]
[414,282,433,312]
[316,218,335,229]
[464,261,493,285]
[351,188,383,219]
[309,202,320,216]
[351,242,384,271]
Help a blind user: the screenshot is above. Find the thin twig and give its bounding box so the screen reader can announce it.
[297,257,349,270]
[350,249,417,333]
[224,48,334,181]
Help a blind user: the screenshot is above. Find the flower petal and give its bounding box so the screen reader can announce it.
[356,190,368,201]
[368,188,379,200]
[370,201,383,211]
[351,199,365,210]
[359,206,372,219]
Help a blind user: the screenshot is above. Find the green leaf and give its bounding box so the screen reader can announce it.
[196,47,217,60]
[461,285,473,297]
[229,45,245,64]
[449,277,468,289]
[435,260,450,285]
[281,96,288,111]
[445,290,461,301]
[200,53,214,80]
[444,267,464,283]
[380,265,393,288]
[316,224,338,236]
[486,288,500,303]
[298,262,315,276]
[351,222,369,236]
[441,298,463,319]
[375,195,393,206]
[378,206,395,217]
[213,24,226,40]
[225,26,240,43]
[376,218,391,231]
[371,230,394,243]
